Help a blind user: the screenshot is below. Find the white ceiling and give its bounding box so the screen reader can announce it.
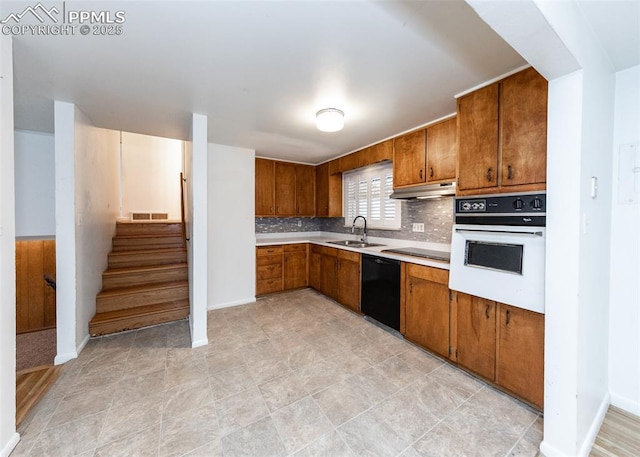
[4,1,638,164]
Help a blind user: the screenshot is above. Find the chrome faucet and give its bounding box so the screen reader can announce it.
[352,216,367,244]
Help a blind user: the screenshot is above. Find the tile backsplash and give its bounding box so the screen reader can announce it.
[255,197,454,244]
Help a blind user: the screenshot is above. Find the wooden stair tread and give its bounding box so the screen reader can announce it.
[97,280,188,298]
[16,365,62,427]
[109,247,186,257]
[91,300,189,323]
[103,263,188,276]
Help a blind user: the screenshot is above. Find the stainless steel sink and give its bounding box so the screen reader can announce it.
[328,240,385,249]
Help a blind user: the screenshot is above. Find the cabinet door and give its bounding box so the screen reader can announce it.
[274,161,296,216]
[320,254,338,300]
[426,117,456,182]
[457,83,499,191]
[295,165,315,216]
[367,140,393,165]
[309,251,321,290]
[405,276,450,358]
[496,304,545,409]
[255,158,275,216]
[284,251,308,290]
[337,258,360,313]
[315,163,329,217]
[455,293,496,381]
[500,67,548,187]
[393,129,426,187]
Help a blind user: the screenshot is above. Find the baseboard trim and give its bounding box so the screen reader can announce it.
[0,433,20,457]
[540,392,610,457]
[207,297,256,311]
[191,338,208,349]
[610,392,640,416]
[579,392,610,457]
[54,351,77,365]
[77,333,90,354]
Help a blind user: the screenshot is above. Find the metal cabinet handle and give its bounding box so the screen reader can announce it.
[486,167,493,182]
[430,167,434,178]
[507,165,514,180]
[505,309,511,325]
[409,281,413,294]
[485,305,490,319]
[419,169,423,180]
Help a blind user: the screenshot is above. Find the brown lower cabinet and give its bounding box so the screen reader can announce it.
[283,244,308,289]
[256,244,308,295]
[336,250,361,313]
[495,303,545,409]
[319,247,338,301]
[453,291,544,410]
[403,263,450,359]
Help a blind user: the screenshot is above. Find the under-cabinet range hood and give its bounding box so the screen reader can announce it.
[389,182,456,200]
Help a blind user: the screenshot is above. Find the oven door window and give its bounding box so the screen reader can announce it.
[465,241,523,275]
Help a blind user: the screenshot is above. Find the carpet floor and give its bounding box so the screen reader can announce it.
[16,328,56,371]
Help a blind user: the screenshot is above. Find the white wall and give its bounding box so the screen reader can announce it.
[120,132,183,220]
[54,102,120,361]
[14,130,55,238]
[608,65,640,415]
[0,34,19,457]
[54,101,77,364]
[189,114,208,348]
[208,143,256,310]
[466,1,617,456]
[74,108,120,349]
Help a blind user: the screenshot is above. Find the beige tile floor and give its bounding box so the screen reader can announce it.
[13,289,543,457]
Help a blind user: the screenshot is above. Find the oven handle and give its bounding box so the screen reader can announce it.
[455,228,544,237]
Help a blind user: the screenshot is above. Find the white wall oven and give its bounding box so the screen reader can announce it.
[449,192,546,314]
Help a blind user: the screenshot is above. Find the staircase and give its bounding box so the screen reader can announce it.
[89,221,190,336]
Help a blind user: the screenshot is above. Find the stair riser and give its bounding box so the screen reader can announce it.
[108,251,187,268]
[102,267,188,290]
[97,286,189,313]
[112,237,184,251]
[89,309,189,336]
[116,223,182,237]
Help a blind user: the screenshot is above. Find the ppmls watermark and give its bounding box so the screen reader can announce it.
[1,2,126,36]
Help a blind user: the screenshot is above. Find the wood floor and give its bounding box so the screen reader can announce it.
[591,406,640,457]
[16,365,62,427]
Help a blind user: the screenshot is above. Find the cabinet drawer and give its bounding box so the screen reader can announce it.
[338,249,360,263]
[257,246,283,256]
[284,243,307,253]
[257,263,282,280]
[406,263,449,285]
[257,278,282,295]
[257,254,283,266]
[318,246,338,257]
[310,244,323,255]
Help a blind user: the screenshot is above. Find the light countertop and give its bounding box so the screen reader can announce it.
[256,231,451,270]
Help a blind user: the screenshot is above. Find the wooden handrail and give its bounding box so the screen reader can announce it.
[180,172,187,247]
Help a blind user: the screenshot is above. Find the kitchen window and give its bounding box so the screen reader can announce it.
[343,162,401,229]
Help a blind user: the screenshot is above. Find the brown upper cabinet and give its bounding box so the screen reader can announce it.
[393,129,427,187]
[315,162,342,217]
[426,118,457,183]
[457,67,548,195]
[255,158,316,217]
[393,118,456,189]
[255,158,276,216]
[334,139,394,174]
[295,165,315,216]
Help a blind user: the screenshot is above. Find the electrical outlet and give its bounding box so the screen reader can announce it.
[412,223,425,233]
[297,220,302,227]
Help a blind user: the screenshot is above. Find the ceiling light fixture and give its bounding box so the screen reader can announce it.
[316,108,344,132]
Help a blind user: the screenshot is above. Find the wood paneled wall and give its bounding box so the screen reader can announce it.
[16,240,56,334]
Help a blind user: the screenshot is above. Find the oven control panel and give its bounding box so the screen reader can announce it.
[456,193,546,214]
[455,192,546,226]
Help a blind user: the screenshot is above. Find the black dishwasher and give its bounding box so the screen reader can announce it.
[361,254,401,331]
